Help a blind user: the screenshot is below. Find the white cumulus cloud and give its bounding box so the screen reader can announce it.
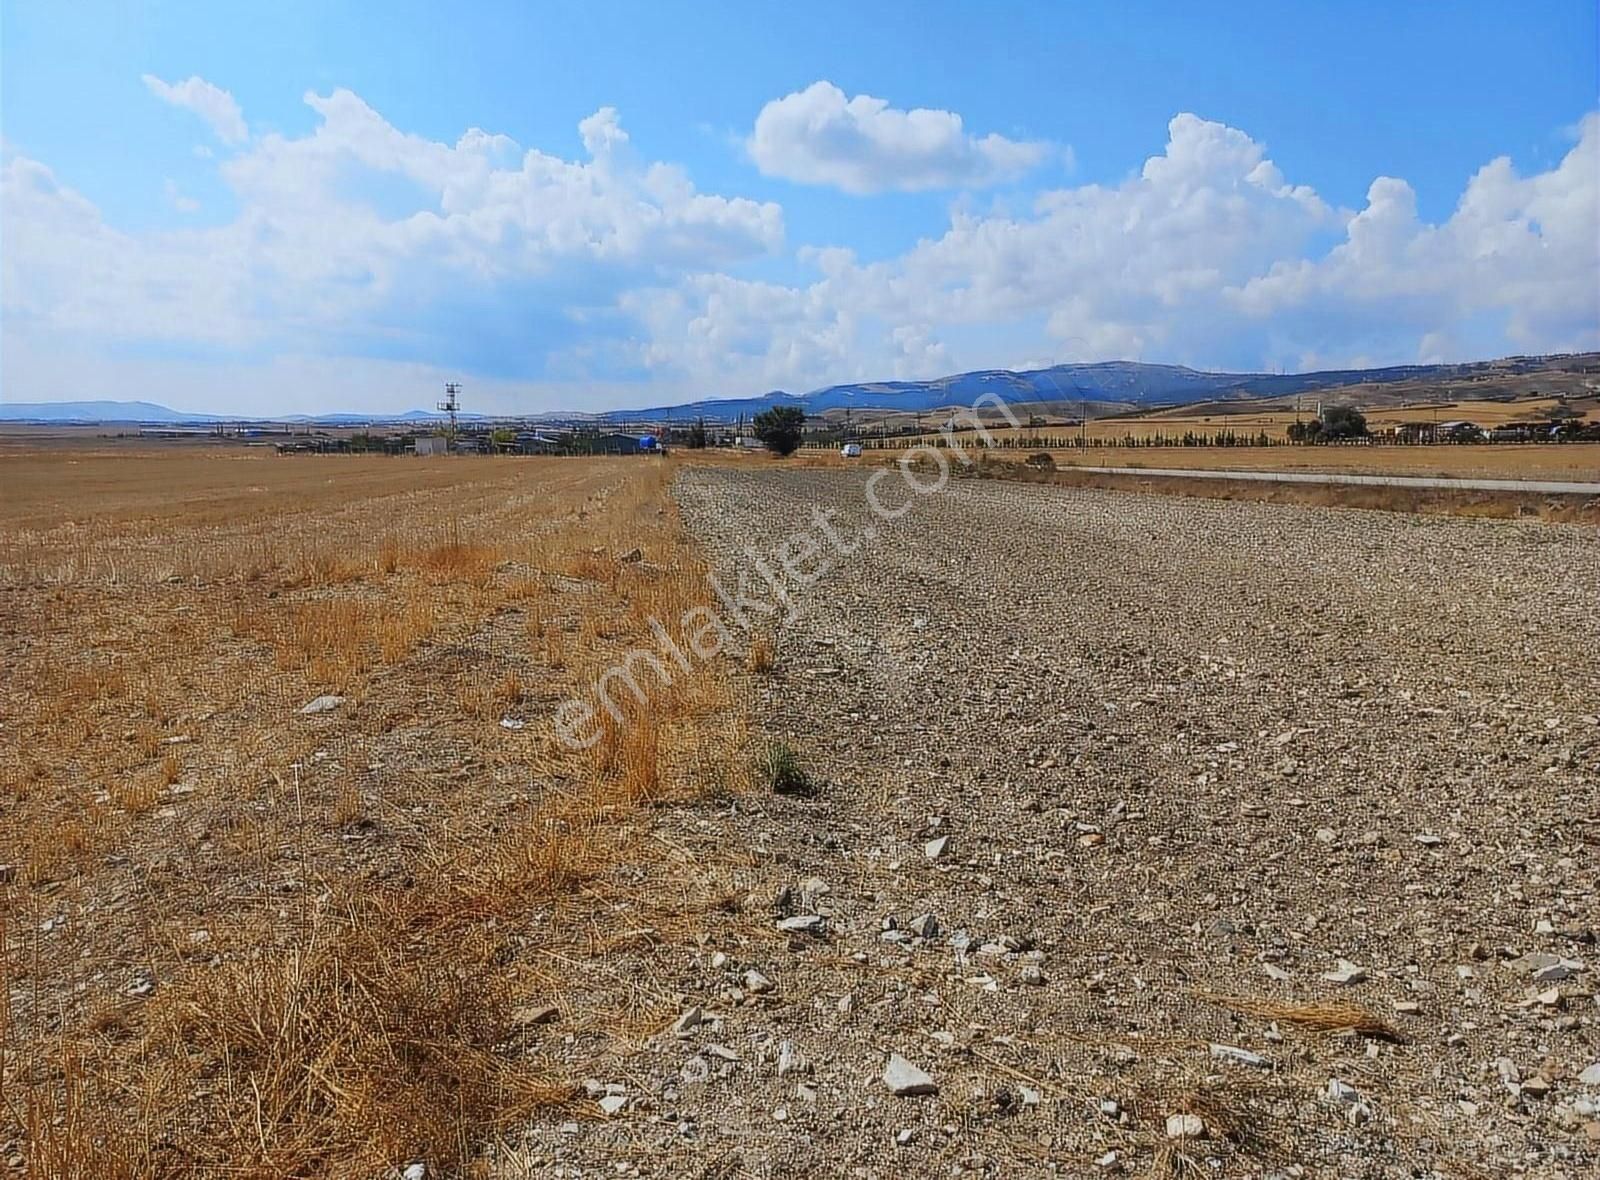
[749,80,1051,194]
[631,111,1599,391]
[141,74,249,145]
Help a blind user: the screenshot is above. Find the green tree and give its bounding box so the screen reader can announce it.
[1320,404,1369,440]
[752,406,805,456]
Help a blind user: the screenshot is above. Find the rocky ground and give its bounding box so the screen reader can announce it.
[510,466,1599,1179]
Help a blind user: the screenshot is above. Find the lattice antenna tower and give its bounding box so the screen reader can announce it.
[438,382,462,441]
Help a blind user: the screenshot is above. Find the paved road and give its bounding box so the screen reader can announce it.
[1061,464,1600,495]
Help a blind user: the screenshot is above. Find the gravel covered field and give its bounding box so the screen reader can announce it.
[548,466,1599,1178]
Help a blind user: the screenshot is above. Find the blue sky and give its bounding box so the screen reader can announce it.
[3,1,1597,414]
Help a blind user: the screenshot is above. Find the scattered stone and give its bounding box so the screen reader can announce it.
[924,835,950,861]
[909,913,939,939]
[883,1053,939,1097]
[777,1040,808,1077]
[298,694,345,715]
[401,1165,425,1180]
[498,717,525,730]
[671,1006,702,1037]
[705,1043,740,1061]
[512,1004,560,1028]
[1325,1077,1370,1123]
[1578,1063,1600,1086]
[1532,960,1580,984]
[1210,1044,1268,1068]
[1321,959,1368,986]
[1520,1076,1551,1099]
[1018,965,1046,987]
[776,914,825,935]
[681,1056,710,1085]
[743,969,775,994]
[598,1094,627,1116]
[1165,1112,1205,1139]
[1392,1000,1421,1014]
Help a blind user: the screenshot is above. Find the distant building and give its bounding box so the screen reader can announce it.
[590,431,656,454]
[514,431,570,455]
[415,436,448,456]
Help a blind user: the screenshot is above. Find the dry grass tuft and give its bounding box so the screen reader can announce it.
[1147,1145,1208,1179]
[1196,990,1405,1041]
[747,633,776,674]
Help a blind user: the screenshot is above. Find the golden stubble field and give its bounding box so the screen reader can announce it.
[0,449,762,1177]
[863,438,1600,482]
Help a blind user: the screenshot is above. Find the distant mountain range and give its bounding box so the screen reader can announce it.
[3,354,1593,424]
[607,356,1597,422]
[0,401,489,425]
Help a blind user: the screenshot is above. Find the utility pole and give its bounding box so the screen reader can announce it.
[438,382,462,444]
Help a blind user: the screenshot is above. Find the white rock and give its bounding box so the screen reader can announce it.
[401,1166,425,1180]
[298,694,345,715]
[1210,1043,1268,1068]
[1165,1112,1205,1139]
[671,1007,702,1038]
[776,914,825,935]
[924,835,950,861]
[909,913,939,939]
[743,969,774,994]
[598,1094,626,1116]
[1326,1079,1361,1105]
[1533,958,1584,984]
[1578,1063,1600,1086]
[777,1040,808,1077]
[1321,959,1367,986]
[883,1053,938,1097]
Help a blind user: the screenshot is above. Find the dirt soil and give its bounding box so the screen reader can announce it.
[508,466,1600,1177]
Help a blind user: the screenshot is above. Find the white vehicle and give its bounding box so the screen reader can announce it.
[840,443,863,458]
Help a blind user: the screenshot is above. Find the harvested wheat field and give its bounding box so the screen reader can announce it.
[0,449,767,1178]
[5,451,1599,1179]
[877,440,1600,483]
